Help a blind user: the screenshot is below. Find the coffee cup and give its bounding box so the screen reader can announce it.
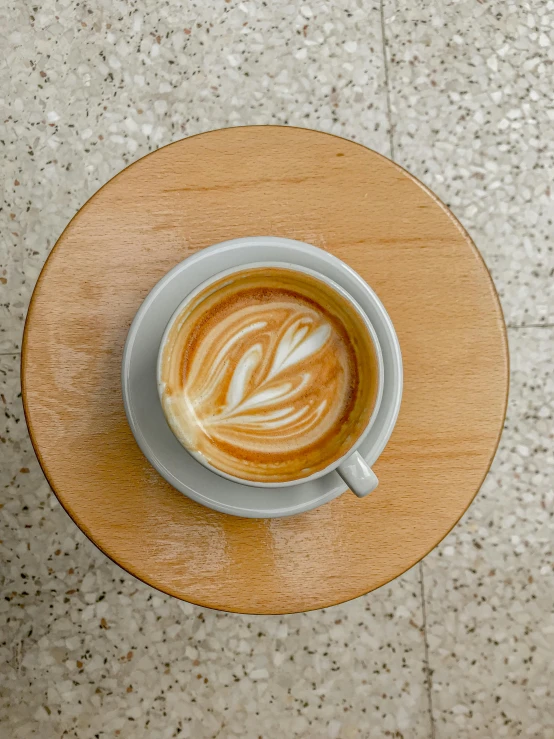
[157,263,384,497]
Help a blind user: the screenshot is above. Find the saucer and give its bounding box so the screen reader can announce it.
[121,237,403,518]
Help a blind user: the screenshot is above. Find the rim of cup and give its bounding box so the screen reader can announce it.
[156,261,385,488]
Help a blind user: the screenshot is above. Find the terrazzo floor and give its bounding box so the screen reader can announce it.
[1,1,553,737]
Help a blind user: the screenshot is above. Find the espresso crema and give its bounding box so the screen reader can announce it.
[159,267,379,483]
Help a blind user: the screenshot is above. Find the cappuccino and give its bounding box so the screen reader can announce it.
[159,267,379,483]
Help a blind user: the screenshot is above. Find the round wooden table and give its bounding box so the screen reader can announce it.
[22,127,509,614]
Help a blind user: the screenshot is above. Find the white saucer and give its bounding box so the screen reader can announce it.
[121,237,403,518]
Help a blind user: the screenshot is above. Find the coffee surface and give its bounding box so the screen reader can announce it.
[160,268,379,483]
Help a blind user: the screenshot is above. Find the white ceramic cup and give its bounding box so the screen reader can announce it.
[157,263,384,497]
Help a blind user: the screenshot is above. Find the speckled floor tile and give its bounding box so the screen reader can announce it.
[1,0,389,353]
[4,0,553,736]
[421,328,554,738]
[0,350,430,737]
[384,0,554,327]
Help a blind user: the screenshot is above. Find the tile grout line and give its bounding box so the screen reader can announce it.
[379,2,434,735]
[419,563,436,739]
[0,351,22,357]
[379,0,395,161]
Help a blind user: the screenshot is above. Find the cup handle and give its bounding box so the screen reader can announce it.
[337,452,379,498]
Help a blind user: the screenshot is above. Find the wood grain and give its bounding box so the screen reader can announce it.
[21,127,509,614]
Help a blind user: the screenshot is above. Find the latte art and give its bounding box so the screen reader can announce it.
[160,268,379,483]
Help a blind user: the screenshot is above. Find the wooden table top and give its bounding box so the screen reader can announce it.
[22,127,509,614]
